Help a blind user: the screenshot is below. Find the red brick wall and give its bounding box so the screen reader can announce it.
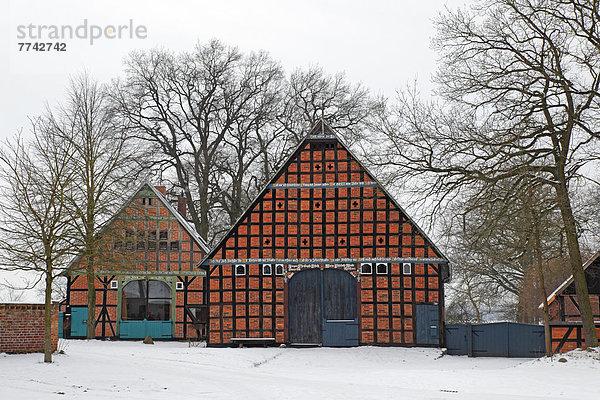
[550,324,600,353]
[0,303,58,354]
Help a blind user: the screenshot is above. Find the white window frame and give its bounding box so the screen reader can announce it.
[110,280,118,289]
[275,264,284,276]
[360,263,373,274]
[403,263,412,275]
[262,264,272,275]
[376,263,388,275]
[175,281,184,290]
[235,264,246,276]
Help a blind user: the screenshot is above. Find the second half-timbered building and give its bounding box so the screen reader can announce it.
[64,184,209,340]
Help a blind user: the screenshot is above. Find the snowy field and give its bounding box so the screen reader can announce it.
[1,340,599,400]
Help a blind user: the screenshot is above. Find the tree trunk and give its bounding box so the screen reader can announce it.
[43,274,54,363]
[554,180,598,348]
[532,206,552,356]
[86,264,96,339]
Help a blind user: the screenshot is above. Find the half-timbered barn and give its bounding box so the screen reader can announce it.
[64,183,209,340]
[200,121,450,347]
[545,252,600,352]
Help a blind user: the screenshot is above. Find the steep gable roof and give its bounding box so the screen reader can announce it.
[200,121,449,278]
[67,182,209,270]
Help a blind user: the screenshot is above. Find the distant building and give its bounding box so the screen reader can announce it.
[546,252,600,322]
[544,251,600,352]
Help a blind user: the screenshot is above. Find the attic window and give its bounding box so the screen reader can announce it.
[275,264,284,276]
[361,263,373,274]
[263,264,272,275]
[159,230,168,240]
[235,264,246,276]
[376,263,388,274]
[403,263,412,275]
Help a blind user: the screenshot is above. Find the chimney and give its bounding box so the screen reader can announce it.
[154,186,166,196]
[177,196,187,218]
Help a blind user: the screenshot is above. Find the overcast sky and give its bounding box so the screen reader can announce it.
[1,0,473,299]
[1,0,471,139]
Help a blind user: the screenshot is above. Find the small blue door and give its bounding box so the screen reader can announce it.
[70,307,88,337]
[58,312,64,338]
[416,304,439,345]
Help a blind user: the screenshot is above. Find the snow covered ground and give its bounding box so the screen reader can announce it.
[1,340,599,399]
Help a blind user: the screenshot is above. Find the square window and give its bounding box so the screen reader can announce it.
[110,280,118,289]
[403,263,412,275]
[159,241,168,250]
[170,241,179,251]
[176,281,184,290]
[235,264,246,276]
[263,264,272,275]
[159,230,168,240]
[376,263,388,274]
[361,263,373,274]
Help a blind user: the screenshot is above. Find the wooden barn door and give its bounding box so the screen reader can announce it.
[288,268,358,346]
[289,269,323,344]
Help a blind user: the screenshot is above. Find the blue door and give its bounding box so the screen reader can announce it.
[416,304,440,345]
[70,307,88,337]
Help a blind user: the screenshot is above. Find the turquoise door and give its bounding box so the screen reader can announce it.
[70,307,88,337]
[119,320,172,339]
[58,312,64,338]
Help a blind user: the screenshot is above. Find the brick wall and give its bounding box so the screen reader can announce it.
[0,303,59,354]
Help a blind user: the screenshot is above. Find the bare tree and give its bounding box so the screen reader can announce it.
[113,40,283,242]
[0,126,77,363]
[375,0,600,348]
[50,74,133,339]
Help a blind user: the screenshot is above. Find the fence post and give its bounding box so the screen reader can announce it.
[467,324,473,357]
